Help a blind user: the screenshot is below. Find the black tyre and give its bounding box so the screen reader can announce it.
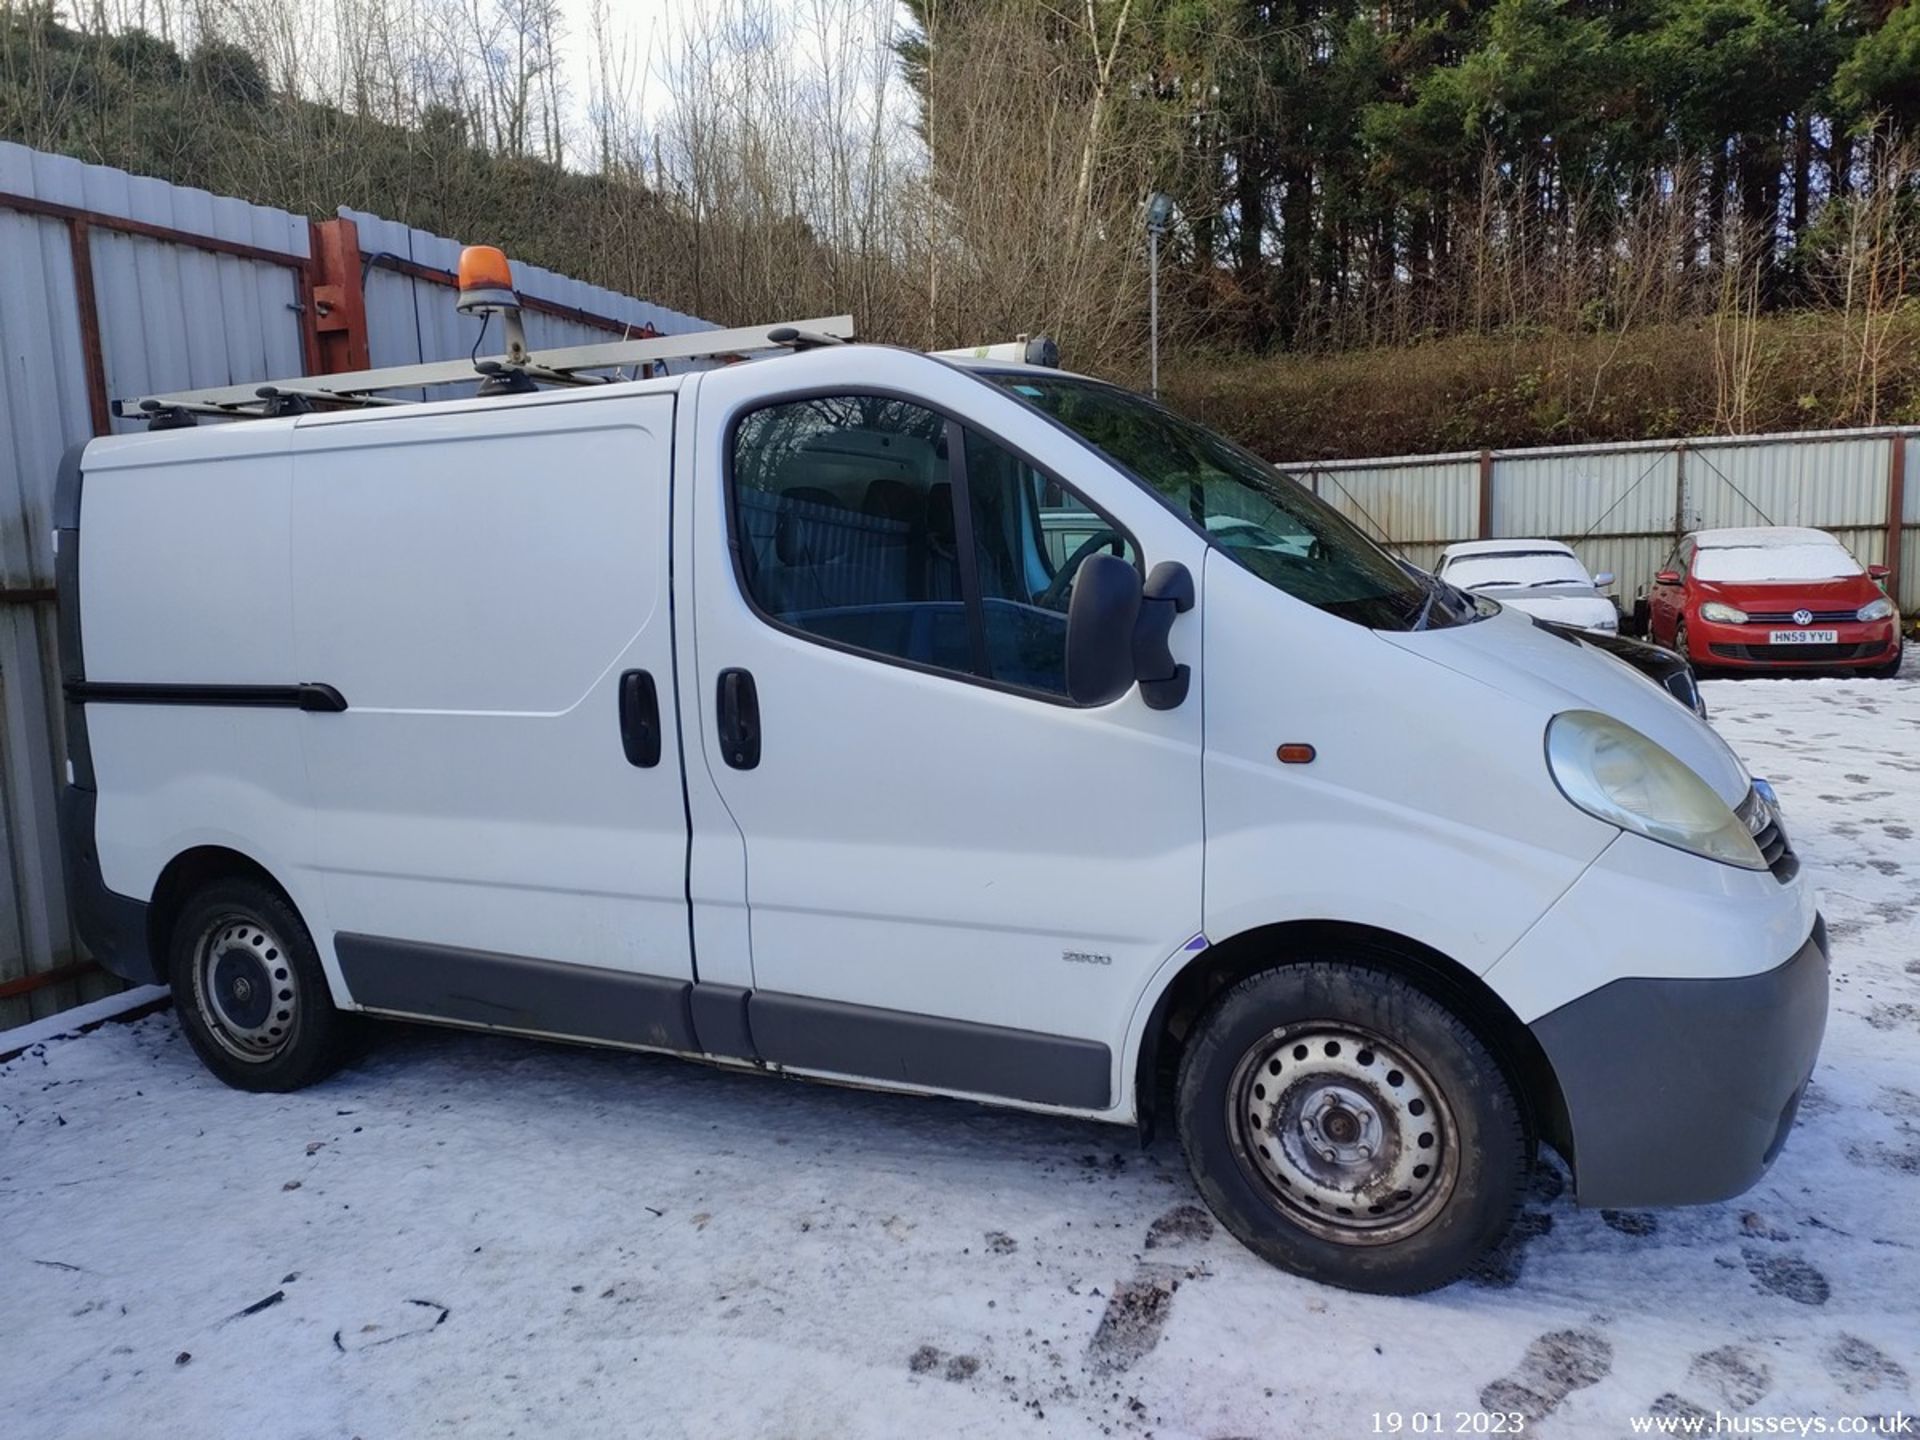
[1175,962,1528,1295]
[1868,646,1903,679]
[167,878,351,1092]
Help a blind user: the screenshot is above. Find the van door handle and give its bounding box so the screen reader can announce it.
[716,668,760,770]
[618,669,661,768]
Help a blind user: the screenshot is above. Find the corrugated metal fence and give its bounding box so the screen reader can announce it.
[1284,429,1915,618]
[0,141,710,1026]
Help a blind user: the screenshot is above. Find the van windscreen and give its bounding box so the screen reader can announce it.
[988,374,1481,631]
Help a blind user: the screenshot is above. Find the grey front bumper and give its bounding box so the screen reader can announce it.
[1530,915,1829,1209]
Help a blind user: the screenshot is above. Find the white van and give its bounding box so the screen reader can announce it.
[56,338,1827,1294]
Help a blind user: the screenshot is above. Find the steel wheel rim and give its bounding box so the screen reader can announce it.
[192,915,298,1063]
[1225,1021,1459,1246]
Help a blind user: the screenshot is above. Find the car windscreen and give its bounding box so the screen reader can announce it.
[987,373,1482,631]
[1692,543,1862,583]
[1444,551,1591,590]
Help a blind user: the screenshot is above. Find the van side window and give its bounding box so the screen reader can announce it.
[963,429,1136,696]
[730,395,1135,702]
[731,395,972,673]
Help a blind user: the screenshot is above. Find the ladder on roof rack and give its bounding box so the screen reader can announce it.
[111,316,858,422]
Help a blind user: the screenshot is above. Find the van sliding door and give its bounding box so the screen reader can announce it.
[287,395,696,1049]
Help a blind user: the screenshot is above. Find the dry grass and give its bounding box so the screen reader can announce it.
[1160,310,1920,460]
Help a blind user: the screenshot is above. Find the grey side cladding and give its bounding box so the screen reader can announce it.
[57,787,158,985]
[750,991,1112,1109]
[688,982,758,1061]
[335,934,699,1053]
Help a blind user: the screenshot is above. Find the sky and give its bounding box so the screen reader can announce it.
[553,0,673,126]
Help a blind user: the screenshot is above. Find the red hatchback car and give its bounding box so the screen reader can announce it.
[1648,527,1902,676]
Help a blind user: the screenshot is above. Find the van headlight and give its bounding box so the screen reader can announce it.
[1858,597,1894,622]
[1699,601,1747,623]
[1545,710,1765,869]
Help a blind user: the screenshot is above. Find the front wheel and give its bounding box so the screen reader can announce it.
[168,878,352,1092]
[1176,962,1528,1294]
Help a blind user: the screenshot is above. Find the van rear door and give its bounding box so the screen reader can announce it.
[287,393,697,1049]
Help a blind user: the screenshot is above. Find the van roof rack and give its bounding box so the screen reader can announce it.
[111,315,858,424]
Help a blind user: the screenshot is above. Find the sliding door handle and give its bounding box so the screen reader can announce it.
[716,668,760,770]
[618,669,661,768]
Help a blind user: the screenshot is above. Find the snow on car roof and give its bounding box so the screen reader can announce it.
[1441,538,1575,558]
[1693,526,1844,550]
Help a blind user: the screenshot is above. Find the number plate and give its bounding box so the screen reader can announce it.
[1768,629,1838,645]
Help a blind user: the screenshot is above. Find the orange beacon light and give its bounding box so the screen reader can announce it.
[456,245,518,316]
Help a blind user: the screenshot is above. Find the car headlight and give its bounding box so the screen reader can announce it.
[1545,710,1765,869]
[1858,597,1894,622]
[1699,601,1748,623]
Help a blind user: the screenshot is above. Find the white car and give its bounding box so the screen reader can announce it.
[57,312,1825,1297]
[1438,538,1619,633]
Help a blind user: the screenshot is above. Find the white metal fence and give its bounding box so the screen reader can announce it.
[1282,429,1916,620]
[0,141,710,1025]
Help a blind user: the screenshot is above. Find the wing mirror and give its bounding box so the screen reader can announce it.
[1593,571,1615,588]
[1868,563,1891,582]
[1065,557,1194,708]
[1654,569,1681,585]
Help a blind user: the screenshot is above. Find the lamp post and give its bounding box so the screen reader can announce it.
[1145,192,1174,398]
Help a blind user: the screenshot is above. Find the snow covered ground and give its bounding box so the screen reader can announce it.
[4,658,1917,1440]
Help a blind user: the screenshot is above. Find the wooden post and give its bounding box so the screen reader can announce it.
[306,216,370,374]
[1887,432,1907,610]
[66,219,112,436]
[1477,449,1494,538]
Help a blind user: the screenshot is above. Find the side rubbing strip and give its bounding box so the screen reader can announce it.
[749,992,1112,1109]
[66,681,348,712]
[689,982,758,1062]
[335,934,697,1052]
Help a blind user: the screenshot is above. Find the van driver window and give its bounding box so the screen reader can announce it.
[730,395,1134,699]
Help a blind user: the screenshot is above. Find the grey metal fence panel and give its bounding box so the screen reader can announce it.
[1497,446,1680,541]
[1,147,713,1025]
[1282,456,1479,559]
[0,153,92,1024]
[86,168,309,436]
[1494,445,1681,604]
[1687,434,1891,535]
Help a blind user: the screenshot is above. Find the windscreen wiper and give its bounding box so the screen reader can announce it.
[1412,575,1444,631]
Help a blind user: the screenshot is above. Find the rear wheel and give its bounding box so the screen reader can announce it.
[1175,961,1528,1294]
[168,878,351,1092]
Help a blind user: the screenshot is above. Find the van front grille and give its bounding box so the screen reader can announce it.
[1738,788,1798,884]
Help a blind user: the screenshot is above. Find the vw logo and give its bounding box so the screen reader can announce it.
[1792,608,1814,626]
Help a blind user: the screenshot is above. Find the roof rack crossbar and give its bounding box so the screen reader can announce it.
[114,315,856,418]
